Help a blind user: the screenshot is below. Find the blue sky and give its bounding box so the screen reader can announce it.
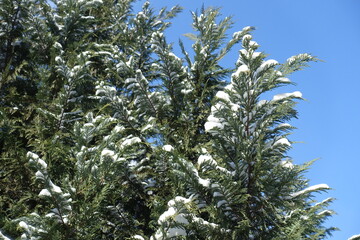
[135,0,360,238]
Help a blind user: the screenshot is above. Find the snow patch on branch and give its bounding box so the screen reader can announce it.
[132,235,145,240]
[162,145,174,152]
[215,91,230,102]
[274,138,291,147]
[0,231,11,240]
[120,136,141,149]
[232,65,249,79]
[39,189,52,197]
[281,160,294,169]
[291,184,330,198]
[348,234,360,240]
[272,91,302,101]
[204,121,224,132]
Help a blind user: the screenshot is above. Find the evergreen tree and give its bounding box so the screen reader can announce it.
[0,1,335,239]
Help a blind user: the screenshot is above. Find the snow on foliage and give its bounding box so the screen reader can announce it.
[349,234,360,240]
[152,196,192,239]
[232,65,250,79]
[281,160,294,169]
[120,136,142,149]
[26,152,72,227]
[215,91,231,102]
[272,91,303,101]
[291,184,330,198]
[0,231,10,240]
[204,121,224,132]
[132,235,145,240]
[0,2,334,239]
[254,59,278,76]
[274,138,291,147]
[162,145,174,152]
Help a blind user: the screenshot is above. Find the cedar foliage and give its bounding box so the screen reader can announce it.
[0,0,335,239]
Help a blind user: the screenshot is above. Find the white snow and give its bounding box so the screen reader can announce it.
[113,125,125,133]
[133,235,145,240]
[281,160,294,169]
[251,52,261,59]
[317,210,333,216]
[83,123,94,128]
[213,192,223,197]
[158,207,176,223]
[255,59,278,76]
[0,231,11,240]
[49,180,62,193]
[274,138,291,147]
[101,149,115,157]
[207,115,220,123]
[152,231,164,240]
[198,178,210,188]
[243,34,252,41]
[27,152,39,160]
[257,100,267,107]
[216,200,227,208]
[168,52,181,62]
[162,145,174,152]
[35,171,45,180]
[174,214,189,224]
[232,31,243,39]
[230,103,240,112]
[192,216,218,229]
[314,197,333,207]
[215,91,230,102]
[277,77,291,83]
[277,123,292,128]
[137,11,147,19]
[172,196,191,205]
[204,121,223,132]
[198,154,214,166]
[18,221,29,231]
[263,59,278,66]
[287,53,311,64]
[224,84,234,91]
[211,103,224,113]
[39,189,52,197]
[55,56,62,63]
[161,196,191,218]
[198,154,232,175]
[291,184,330,198]
[168,227,187,237]
[243,26,252,31]
[81,16,95,20]
[272,91,302,101]
[142,123,154,132]
[249,41,259,48]
[37,159,48,170]
[200,46,209,56]
[348,234,360,240]
[232,65,249,79]
[181,89,192,94]
[53,42,62,49]
[121,137,141,148]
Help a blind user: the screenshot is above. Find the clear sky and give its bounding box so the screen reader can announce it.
[134,0,360,239]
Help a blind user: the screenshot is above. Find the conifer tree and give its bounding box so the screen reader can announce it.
[0,1,335,239]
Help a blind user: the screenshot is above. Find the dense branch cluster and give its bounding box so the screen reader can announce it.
[0,0,336,239]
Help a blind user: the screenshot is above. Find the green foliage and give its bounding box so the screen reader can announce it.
[0,0,335,239]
